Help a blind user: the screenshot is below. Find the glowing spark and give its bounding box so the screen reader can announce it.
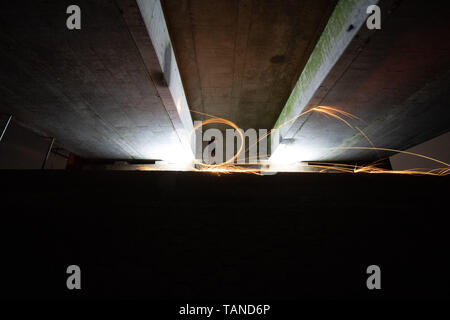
[245,105,361,155]
[312,106,355,129]
[189,113,244,167]
[187,107,449,176]
[327,146,449,167]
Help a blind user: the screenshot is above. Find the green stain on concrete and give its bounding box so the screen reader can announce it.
[274,0,361,131]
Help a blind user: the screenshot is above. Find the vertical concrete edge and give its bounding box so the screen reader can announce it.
[135,0,195,159]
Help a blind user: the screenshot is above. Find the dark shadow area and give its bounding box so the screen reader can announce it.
[0,170,448,299]
[0,115,67,169]
[163,43,172,87]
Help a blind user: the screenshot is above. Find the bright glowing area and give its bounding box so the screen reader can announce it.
[153,143,195,170]
[269,144,295,165]
[266,161,311,173]
[157,159,194,171]
[269,143,317,165]
[161,149,194,169]
[183,106,450,176]
[134,159,193,172]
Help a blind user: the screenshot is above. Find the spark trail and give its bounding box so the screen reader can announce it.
[188,107,449,176]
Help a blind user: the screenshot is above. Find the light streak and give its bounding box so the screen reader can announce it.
[188,107,449,176]
[327,146,449,167]
[189,115,244,166]
[355,126,380,157]
[245,105,364,155]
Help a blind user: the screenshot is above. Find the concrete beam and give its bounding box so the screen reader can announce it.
[0,0,193,161]
[133,0,195,158]
[271,0,450,164]
[273,0,378,140]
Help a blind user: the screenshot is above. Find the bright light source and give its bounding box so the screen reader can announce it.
[161,147,194,169]
[269,143,318,166]
[269,144,296,165]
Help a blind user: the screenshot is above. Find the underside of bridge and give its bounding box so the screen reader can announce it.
[0,0,448,167]
[0,0,449,301]
[1,0,448,170]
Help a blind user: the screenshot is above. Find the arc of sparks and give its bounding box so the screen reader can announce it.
[189,113,244,167]
[189,107,449,176]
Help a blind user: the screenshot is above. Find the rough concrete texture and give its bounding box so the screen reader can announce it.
[0,0,188,160]
[275,0,377,137]
[275,0,450,162]
[162,0,337,130]
[136,0,195,157]
[390,131,450,170]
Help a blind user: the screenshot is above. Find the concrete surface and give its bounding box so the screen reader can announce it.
[135,0,195,157]
[0,0,193,161]
[1,0,448,166]
[162,0,337,130]
[273,0,450,162]
[390,131,450,170]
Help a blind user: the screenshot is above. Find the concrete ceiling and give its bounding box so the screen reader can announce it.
[1,0,448,166]
[162,0,337,130]
[0,0,190,160]
[273,0,450,162]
